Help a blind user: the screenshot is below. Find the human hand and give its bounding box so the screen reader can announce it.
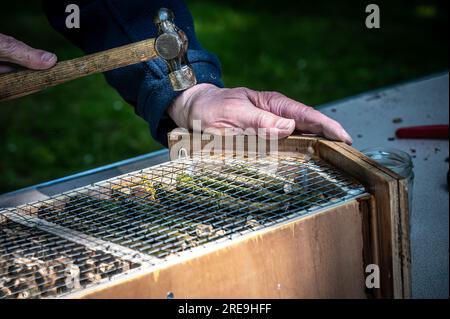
[168,83,353,144]
[0,33,57,73]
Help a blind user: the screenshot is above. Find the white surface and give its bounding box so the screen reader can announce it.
[320,73,449,298]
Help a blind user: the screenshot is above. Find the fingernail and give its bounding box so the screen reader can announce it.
[41,52,56,62]
[342,129,353,144]
[276,119,295,130]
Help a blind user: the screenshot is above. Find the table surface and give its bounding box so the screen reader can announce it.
[320,73,449,299]
[0,73,448,299]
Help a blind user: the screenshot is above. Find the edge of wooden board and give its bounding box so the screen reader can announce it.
[316,139,410,299]
[167,130,320,159]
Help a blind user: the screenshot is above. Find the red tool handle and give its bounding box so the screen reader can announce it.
[395,124,449,139]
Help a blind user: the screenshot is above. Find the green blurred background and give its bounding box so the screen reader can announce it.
[0,0,448,193]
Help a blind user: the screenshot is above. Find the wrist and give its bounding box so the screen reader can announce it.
[168,83,217,129]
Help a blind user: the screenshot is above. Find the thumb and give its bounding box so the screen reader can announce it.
[0,34,57,70]
[240,106,296,139]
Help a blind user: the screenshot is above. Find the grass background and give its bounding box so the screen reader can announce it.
[0,0,448,193]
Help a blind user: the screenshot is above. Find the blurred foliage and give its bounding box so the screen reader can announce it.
[0,0,448,193]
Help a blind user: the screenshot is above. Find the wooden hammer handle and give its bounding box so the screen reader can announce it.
[0,38,157,102]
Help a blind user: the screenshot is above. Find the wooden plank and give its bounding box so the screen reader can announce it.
[398,179,412,298]
[335,142,405,180]
[73,200,367,299]
[357,196,376,299]
[167,130,318,160]
[336,141,411,298]
[316,139,408,298]
[0,39,157,101]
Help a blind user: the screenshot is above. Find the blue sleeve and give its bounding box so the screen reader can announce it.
[42,0,224,146]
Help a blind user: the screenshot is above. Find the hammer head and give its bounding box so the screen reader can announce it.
[154,8,197,91]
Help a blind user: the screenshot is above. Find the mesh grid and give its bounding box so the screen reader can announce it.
[0,218,140,299]
[1,154,366,298]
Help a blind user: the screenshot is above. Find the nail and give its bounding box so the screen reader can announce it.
[341,129,353,144]
[41,52,56,62]
[276,119,295,131]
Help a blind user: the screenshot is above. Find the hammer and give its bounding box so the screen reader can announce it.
[0,8,196,102]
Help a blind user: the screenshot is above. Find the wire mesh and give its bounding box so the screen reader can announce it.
[0,154,366,298]
[0,218,140,299]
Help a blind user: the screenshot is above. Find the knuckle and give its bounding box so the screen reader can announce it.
[0,36,20,55]
[231,87,249,98]
[252,112,267,128]
[296,105,315,121]
[262,91,285,102]
[300,105,315,114]
[265,92,289,113]
[262,91,279,103]
[257,91,287,112]
[263,90,282,97]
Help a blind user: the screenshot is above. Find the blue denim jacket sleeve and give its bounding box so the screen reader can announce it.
[42,0,224,146]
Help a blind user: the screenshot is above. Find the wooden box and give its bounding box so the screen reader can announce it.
[72,133,410,299]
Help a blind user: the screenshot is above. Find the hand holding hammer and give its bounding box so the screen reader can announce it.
[0,7,354,145]
[0,8,196,102]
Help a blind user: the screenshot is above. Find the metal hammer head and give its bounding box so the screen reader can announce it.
[153,8,197,91]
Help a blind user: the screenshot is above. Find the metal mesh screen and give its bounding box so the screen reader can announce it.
[0,218,141,299]
[0,154,366,298]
